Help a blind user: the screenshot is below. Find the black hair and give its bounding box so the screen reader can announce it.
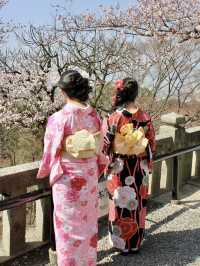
[113,77,139,108]
[57,70,92,102]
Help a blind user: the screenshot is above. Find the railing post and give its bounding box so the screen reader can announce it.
[186,127,200,179]
[172,156,180,202]
[152,135,174,196]
[2,187,26,256]
[159,112,188,200]
[151,161,162,196]
[195,151,200,178]
[35,184,51,242]
[165,158,173,191]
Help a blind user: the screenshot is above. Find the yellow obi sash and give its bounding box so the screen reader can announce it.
[62,129,101,159]
[113,123,148,156]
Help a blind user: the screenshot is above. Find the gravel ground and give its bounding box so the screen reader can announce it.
[3,183,200,266]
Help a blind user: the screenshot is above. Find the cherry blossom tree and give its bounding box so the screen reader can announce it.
[19,25,127,112]
[0,65,61,130]
[0,49,62,165]
[1,0,200,165]
[0,0,10,45]
[128,38,200,116]
[1,0,200,133]
[57,0,200,43]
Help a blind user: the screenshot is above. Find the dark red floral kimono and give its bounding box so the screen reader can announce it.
[103,108,156,252]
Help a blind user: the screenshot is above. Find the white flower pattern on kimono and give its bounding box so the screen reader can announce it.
[78,187,90,208]
[125,176,135,186]
[112,225,122,237]
[126,198,138,211]
[107,174,112,180]
[109,234,126,250]
[113,186,136,209]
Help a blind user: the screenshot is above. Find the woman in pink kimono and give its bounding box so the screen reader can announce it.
[37,70,107,266]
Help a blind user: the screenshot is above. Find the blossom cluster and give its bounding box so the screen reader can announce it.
[0,71,62,130]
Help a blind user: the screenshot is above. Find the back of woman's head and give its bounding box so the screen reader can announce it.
[112,78,139,109]
[57,69,92,102]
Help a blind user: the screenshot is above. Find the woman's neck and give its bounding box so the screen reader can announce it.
[66,97,87,108]
[126,102,138,114]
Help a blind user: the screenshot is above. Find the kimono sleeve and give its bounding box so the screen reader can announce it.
[102,116,111,155]
[37,114,65,179]
[95,114,109,176]
[145,119,156,155]
[145,118,156,172]
[102,113,118,156]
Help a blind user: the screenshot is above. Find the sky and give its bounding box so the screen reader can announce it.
[2,0,136,26]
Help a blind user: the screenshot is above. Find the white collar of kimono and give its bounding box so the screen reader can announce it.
[63,102,93,114]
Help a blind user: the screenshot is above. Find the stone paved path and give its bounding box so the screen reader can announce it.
[5,182,200,266]
[98,183,200,266]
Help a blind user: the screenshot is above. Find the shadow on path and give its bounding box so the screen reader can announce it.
[98,228,200,266]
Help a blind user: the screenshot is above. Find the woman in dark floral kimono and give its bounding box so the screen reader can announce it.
[103,78,156,255]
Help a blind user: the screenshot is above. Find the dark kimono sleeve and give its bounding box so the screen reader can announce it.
[146,119,156,154]
[145,118,156,172]
[102,115,116,156]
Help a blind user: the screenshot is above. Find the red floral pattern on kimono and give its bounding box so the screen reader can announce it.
[103,108,156,252]
[37,103,108,266]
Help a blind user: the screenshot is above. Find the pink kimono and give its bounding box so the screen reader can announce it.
[37,103,107,266]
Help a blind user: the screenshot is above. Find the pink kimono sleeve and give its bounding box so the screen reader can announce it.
[37,114,64,179]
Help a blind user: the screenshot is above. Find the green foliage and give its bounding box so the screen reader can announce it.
[0,126,43,167]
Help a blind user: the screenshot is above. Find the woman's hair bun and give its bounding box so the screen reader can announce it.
[57,70,92,102]
[112,77,139,108]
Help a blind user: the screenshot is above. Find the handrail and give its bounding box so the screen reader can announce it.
[154,144,200,163]
[0,144,200,211]
[0,189,51,211]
